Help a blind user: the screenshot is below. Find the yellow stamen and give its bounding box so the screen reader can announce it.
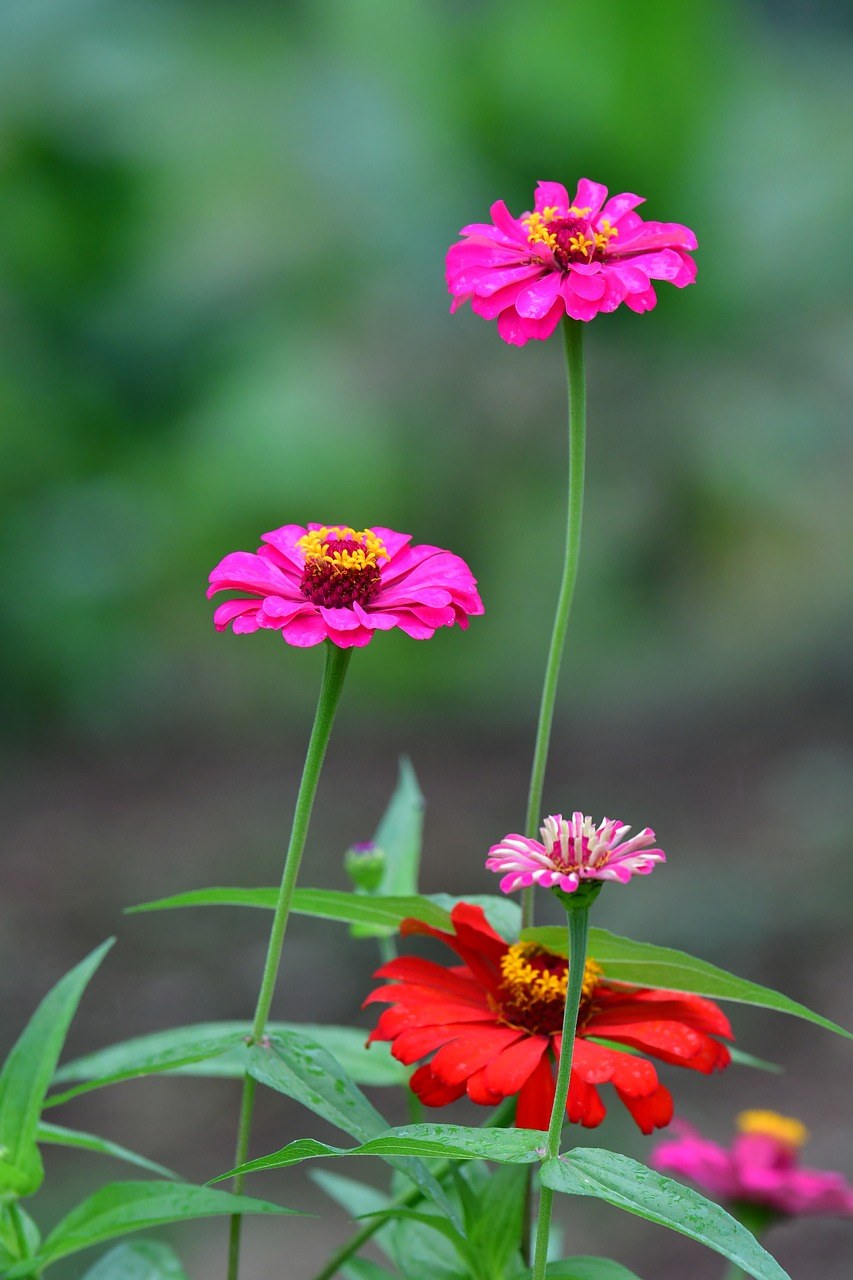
[736,1110,809,1147]
[594,219,618,251]
[296,526,388,573]
[500,943,602,1008]
[568,233,594,259]
[523,207,560,249]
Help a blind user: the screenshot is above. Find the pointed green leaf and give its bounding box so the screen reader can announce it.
[522,926,851,1039]
[0,939,114,1196]
[247,1034,460,1228]
[370,758,425,898]
[80,1240,189,1279]
[127,887,452,932]
[541,1149,790,1280]
[350,759,424,937]
[46,1028,246,1108]
[15,1181,301,1272]
[54,1021,406,1090]
[214,1124,546,1181]
[36,1122,178,1180]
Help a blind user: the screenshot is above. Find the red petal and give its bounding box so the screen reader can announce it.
[484,1035,549,1097]
[615,1083,673,1133]
[567,1073,607,1128]
[410,1064,466,1107]
[573,1038,659,1097]
[372,956,486,1004]
[390,1024,484,1064]
[590,1020,729,1074]
[594,988,733,1040]
[516,1052,555,1131]
[430,1026,524,1086]
[401,903,507,992]
[466,1065,505,1106]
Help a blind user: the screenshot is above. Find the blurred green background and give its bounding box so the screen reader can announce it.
[1,0,852,1276]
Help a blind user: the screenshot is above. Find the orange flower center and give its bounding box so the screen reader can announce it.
[297,526,388,608]
[494,942,602,1036]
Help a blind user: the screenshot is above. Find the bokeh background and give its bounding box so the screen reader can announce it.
[1,0,852,1276]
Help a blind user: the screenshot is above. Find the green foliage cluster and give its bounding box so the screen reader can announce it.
[1,766,847,1277]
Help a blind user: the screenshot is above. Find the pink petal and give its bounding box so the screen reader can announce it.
[572,179,608,217]
[515,272,563,320]
[280,612,328,647]
[534,180,571,214]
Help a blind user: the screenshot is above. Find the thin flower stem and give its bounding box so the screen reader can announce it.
[311,1097,517,1280]
[227,641,353,1280]
[530,902,592,1280]
[521,316,587,932]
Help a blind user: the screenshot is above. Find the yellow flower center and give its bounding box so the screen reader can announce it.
[494,942,603,1036]
[523,205,618,264]
[297,526,388,571]
[736,1110,809,1147]
[296,527,389,608]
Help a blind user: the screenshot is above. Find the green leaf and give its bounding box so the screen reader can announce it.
[727,1047,782,1073]
[128,887,453,932]
[214,1124,546,1181]
[80,1240,190,1279]
[0,1205,40,1268]
[343,1261,398,1280]
[541,1149,790,1280]
[12,1181,301,1273]
[47,1028,246,1108]
[54,1021,406,1090]
[246,1034,460,1228]
[522,926,851,1039]
[311,1169,392,1221]
[36,1121,178,1180]
[0,938,114,1197]
[357,758,425,928]
[465,1163,526,1279]
[536,1260,643,1280]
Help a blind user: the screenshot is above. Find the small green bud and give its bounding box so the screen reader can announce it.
[345,841,386,893]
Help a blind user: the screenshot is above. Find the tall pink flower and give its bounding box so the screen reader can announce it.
[446,178,697,344]
[486,812,665,896]
[652,1111,853,1218]
[208,523,483,649]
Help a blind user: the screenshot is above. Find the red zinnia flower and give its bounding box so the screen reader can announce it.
[365,904,732,1134]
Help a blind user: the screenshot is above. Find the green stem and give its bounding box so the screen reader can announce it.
[530,902,592,1280]
[521,316,587,931]
[311,1097,516,1280]
[227,641,353,1280]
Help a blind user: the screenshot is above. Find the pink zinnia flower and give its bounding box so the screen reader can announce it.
[652,1112,853,1218]
[446,178,697,344]
[208,524,483,649]
[486,812,665,896]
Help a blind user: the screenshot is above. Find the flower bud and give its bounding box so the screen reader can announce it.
[344,841,386,893]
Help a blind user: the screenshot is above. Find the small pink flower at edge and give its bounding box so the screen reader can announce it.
[208,523,483,649]
[652,1111,853,1218]
[486,812,665,897]
[446,178,697,345]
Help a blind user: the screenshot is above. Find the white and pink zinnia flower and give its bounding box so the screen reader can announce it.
[652,1112,853,1218]
[208,523,483,649]
[447,178,697,344]
[486,812,665,896]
